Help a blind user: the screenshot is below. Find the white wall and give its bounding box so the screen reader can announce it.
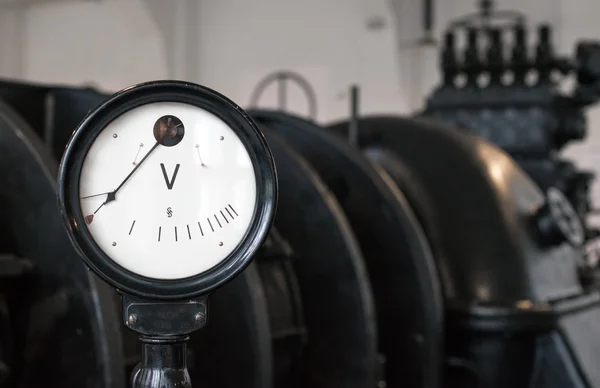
[1,0,600,209]
[0,0,406,122]
[0,0,170,91]
[195,0,406,122]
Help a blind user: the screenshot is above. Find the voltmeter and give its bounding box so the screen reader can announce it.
[57,80,277,388]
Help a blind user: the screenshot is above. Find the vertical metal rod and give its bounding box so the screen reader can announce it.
[43,93,55,148]
[423,0,434,36]
[480,0,493,26]
[131,335,191,388]
[277,74,287,111]
[348,85,360,147]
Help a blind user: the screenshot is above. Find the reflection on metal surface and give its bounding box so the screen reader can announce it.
[478,142,512,196]
[475,284,490,302]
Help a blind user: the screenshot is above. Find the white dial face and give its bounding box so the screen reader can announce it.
[79,102,257,280]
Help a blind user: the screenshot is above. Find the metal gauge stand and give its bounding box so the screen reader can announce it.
[123,294,208,388]
[57,81,277,388]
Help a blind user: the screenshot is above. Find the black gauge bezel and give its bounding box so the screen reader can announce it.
[57,80,278,300]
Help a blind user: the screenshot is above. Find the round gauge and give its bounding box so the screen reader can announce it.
[58,81,277,300]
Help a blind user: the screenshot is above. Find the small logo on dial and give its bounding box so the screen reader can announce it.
[166,207,173,218]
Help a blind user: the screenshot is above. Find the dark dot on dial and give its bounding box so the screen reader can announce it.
[154,115,185,147]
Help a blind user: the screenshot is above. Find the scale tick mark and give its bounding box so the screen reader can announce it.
[207,218,214,232]
[228,204,238,217]
[220,210,229,223]
[129,220,136,235]
[214,214,222,228]
[198,221,204,236]
[187,224,191,240]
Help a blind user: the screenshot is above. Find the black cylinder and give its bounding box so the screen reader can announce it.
[511,24,529,84]
[131,336,191,388]
[464,28,481,85]
[512,25,527,61]
[442,31,458,85]
[487,28,504,84]
[536,24,554,83]
[539,24,550,43]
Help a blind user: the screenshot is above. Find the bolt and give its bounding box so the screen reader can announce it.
[113,133,118,138]
[219,136,224,141]
[194,312,205,321]
[112,242,117,246]
[218,242,223,246]
[128,314,138,325]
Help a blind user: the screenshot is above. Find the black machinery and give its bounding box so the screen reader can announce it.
[421,1,600,243]
[0,74,597,387]
[0,3,599,386]
[0,73,598,388]
[328,114,600,388]
[0,80,386,388]
[0,97,124,388]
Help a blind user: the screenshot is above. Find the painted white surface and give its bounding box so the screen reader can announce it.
[0,0,407,121]
[195,0,407,122]
[79,102,257,279]
[15,0,169,91]
[0,0,599,208]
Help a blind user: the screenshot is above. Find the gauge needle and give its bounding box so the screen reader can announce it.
[195,144,205,166]
[115,141,160,192]
[94,192,115,214]
[92,141,160,215]
[81,191,113,199]
[167,123,182,139]
[132,143,144,165]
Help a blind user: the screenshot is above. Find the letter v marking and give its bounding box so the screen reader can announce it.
[160,163,180,190]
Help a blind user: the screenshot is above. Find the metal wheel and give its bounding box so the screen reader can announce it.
[260,127,379,388]
[0,99,125,388]
[254,110,444,388]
